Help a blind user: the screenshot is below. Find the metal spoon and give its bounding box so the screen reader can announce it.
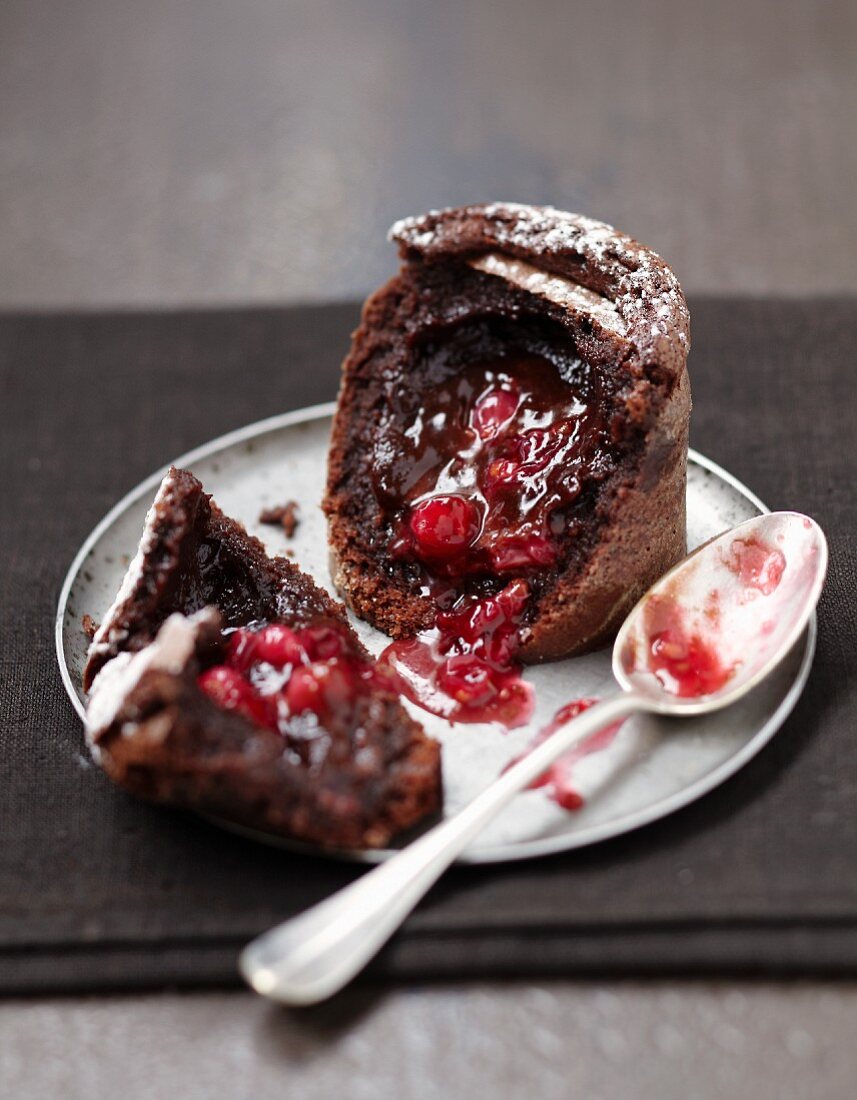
[240,511,827,1005]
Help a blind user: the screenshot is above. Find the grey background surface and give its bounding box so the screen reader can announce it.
[2,0,855,309]
[2,1,855,1097]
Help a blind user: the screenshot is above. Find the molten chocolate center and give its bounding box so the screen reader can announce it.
[373,353,614,588]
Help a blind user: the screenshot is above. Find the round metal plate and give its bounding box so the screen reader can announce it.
[57,403,815,864]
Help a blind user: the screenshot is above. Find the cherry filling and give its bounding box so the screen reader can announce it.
[502,698,625,811]
[197,621,395,734]
[379,580,535,727]
[631,593,736,699]
[618,537,788,700]
[723,536,786,596]
[376,353,613,582]
[372,349,616,726]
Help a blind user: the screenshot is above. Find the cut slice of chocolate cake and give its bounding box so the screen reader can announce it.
[83,467,441,848]
[325,204,691,667]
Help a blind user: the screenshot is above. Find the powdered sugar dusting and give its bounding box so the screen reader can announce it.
[389,207,448,242]
[482,203,621,262]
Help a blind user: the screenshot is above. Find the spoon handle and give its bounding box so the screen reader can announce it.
[239,690,641,1005]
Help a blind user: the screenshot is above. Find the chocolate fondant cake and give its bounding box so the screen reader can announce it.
[325,204,691,662]
[83,467,441,848]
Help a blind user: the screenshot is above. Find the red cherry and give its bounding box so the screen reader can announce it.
[437,654,498,707]
[225,628,257,671]
[409,495,480,561]
[299,623,349,661]
[198,665,276,730]
[436,580,530,651]
[437,602,497,650]
[253,624,306,667]
[227,624,305,671]
[471,386,519,438]
[286,661,355,716]
[199,664,246,705]
[490,534,557,572]
[285,665,325,715]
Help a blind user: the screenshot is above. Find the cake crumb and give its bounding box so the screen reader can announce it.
[82,614,98,640]
[259,500,300,538]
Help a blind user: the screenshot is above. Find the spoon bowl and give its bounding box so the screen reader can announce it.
[614,511,827,714]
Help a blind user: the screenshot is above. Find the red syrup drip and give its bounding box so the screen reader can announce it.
[502,698,625,811]
[634,593,736,698]
[197,622,394,733]
[724,536,786,596]
[379,580,535,727]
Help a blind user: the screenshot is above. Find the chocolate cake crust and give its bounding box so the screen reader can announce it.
[324,203,691,659]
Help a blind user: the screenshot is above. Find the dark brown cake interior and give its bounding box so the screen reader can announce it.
[84,466,346,690]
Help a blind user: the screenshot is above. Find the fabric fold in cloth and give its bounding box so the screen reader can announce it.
[1,298,854,993]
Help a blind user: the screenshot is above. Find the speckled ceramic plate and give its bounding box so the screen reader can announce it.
[56,403,814,864]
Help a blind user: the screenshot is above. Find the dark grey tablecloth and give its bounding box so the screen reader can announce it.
[1,299,854,993]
